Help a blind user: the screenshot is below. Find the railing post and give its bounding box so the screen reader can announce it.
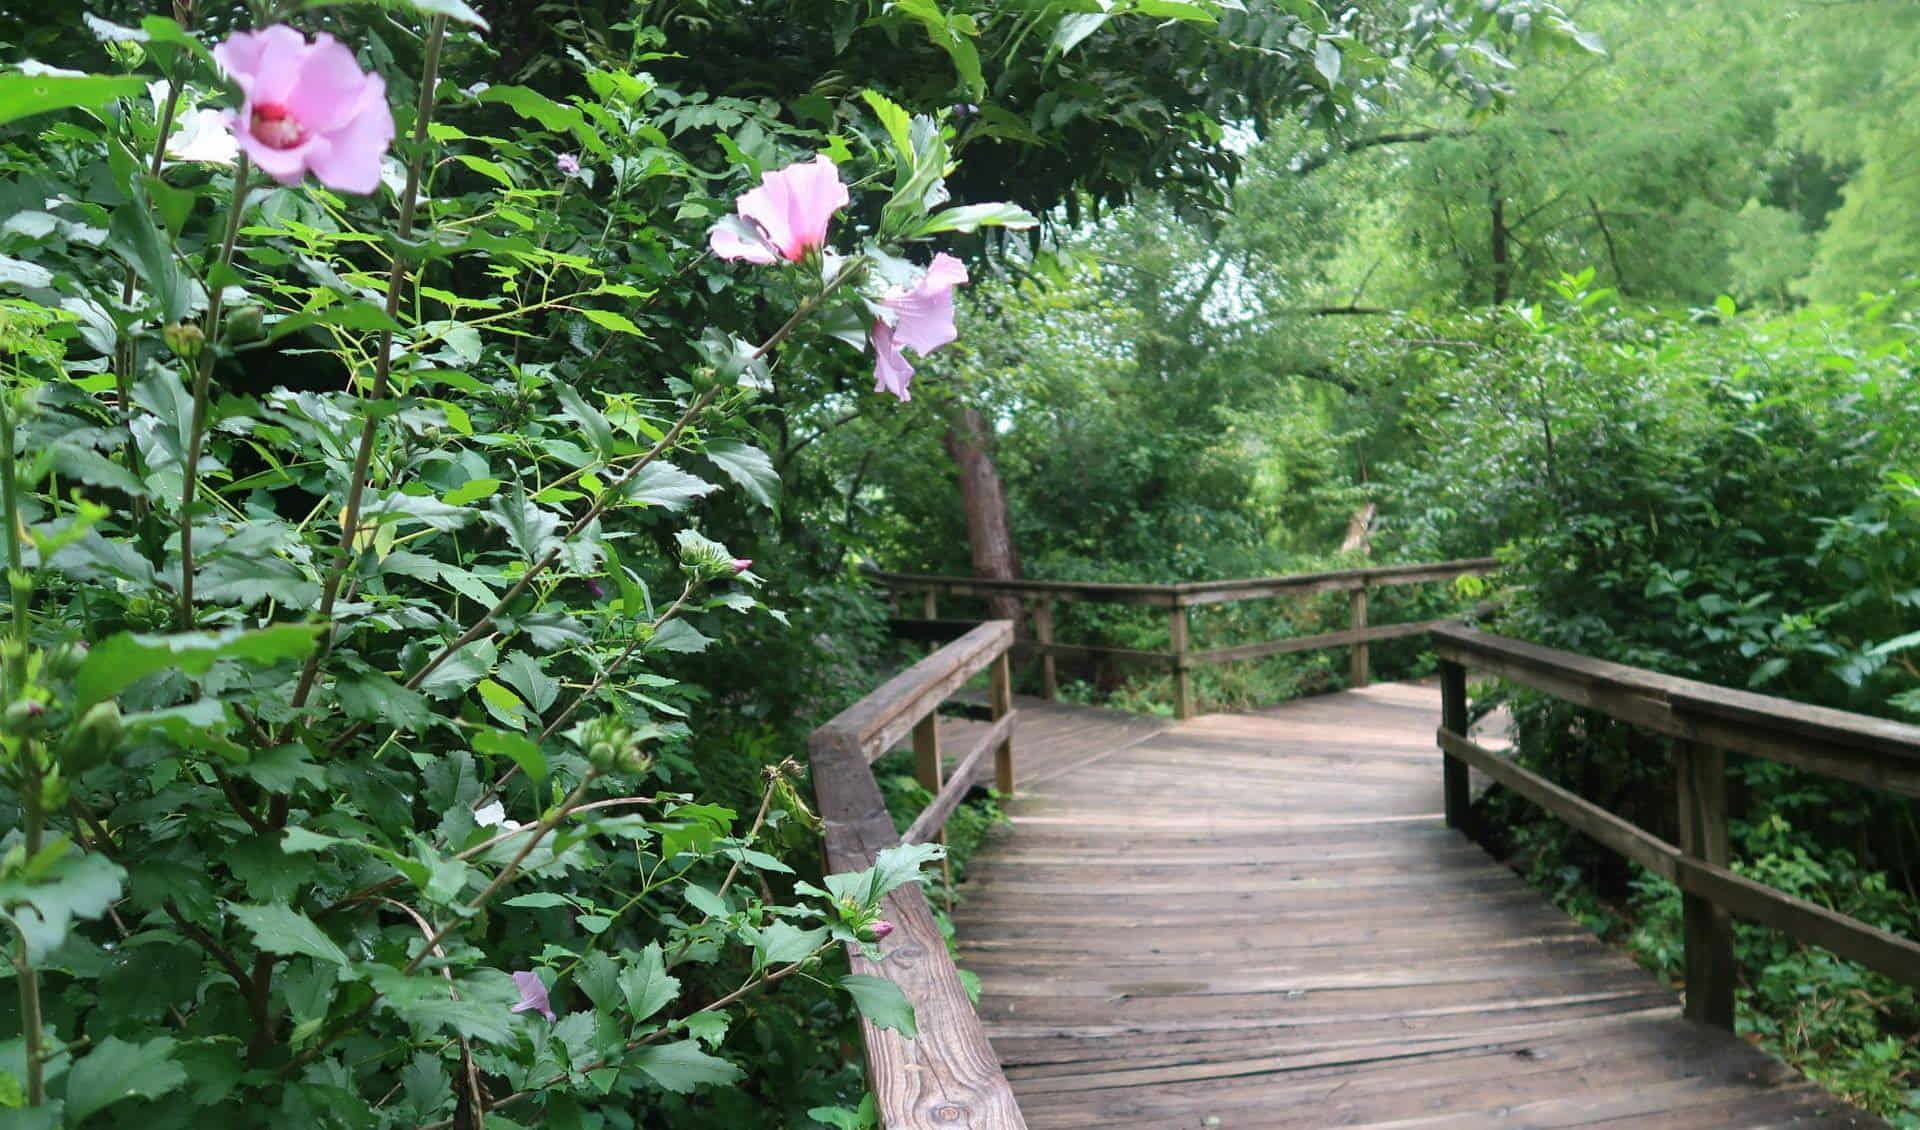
[990,650,1015,795]
[1032,598,1058,700]
[1168,600,1194,720]
[1349,581,1371,687]
[1676,740,1736,1030]
[922,589,938,620]
[913,711,952,901]
[1440,659,1470,831]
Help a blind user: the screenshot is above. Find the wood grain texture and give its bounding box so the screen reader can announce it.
[948,684,1891,1129]
[811,628,1028,1130]
[1434,625,1920,796]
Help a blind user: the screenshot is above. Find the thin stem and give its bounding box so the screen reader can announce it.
[400,771,597,976]
[177,153,255,629]
[15,740,44,1103]
[290,13,450,710]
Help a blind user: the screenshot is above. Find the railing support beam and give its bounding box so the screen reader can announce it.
[991,651,1015,794]
[1440,659,1471,832]
[1350,583,1371,687]
[1169,603,1194,720]
[1033,598,1058,700]
[1676,740,1736,1030]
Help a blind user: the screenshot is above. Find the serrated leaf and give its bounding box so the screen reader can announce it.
[703,439,780,509]
[229,903,349,967]
[627,462,717,511]
[620,942,680,1022]
[73,625,322,712]
[840,974,918,1037]
[62,1036,186,1123]
[631,1040,742,1093]
[0,848,125,963]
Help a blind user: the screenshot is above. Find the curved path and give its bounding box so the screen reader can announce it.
[942,684,1888,1130]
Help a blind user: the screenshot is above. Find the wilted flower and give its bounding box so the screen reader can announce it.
[557,152,582,177]
[709,155,848,265]
[510,970,557,1022]
[213,26,395,194]
[731,558,753,575]
[871,253,969,401]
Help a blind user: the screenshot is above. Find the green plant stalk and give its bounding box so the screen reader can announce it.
[114,72,188,518]
[0,375,25,640]
[290,13,450,712]
[176,152,255,629]
[13,760,45,1105]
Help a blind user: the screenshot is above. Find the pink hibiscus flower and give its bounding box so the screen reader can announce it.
[871,253,969,401]
[709,155,849,265]
[213,26,396,194]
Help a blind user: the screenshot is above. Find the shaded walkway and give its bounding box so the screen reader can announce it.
[945,685,1886,1129]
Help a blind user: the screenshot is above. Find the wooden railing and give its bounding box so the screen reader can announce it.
[808,620,1024,1130]
[1433,624,1920,1028]
[868,558,1499,718]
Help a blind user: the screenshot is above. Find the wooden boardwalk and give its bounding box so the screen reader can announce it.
[939,684,1888,1130]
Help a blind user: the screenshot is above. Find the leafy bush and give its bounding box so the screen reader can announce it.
[0,3,1043,1125]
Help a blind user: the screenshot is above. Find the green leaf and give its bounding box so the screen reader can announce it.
[62,1036,186,1124]
[840,974,918,1037]
[74,625,323,712]
[631,1040,743,1093]
[0,848,125,964]
[581,308,649,338]
[915,202,1040,236]
[620,942,680,1022]
[754,922,828,968]
[703,440,780,509]
[474,727,547,783]
[627,462,718,511]
[554,383,616,459]
[299,0,490,31]
[1049,11,1111,57]
[0,73,146,128]
[108,200,192,323]
[487,489,562,562]
[228,903,350,968]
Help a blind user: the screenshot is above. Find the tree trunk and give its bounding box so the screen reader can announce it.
[943,405,1023,624]
[1489,181,1511,305]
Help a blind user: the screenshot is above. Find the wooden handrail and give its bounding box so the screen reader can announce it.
[809,620,1024,1130]
[868,559,1499,718]
[1433,625,1920,1032]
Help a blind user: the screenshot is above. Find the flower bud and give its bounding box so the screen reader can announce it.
[44,642,87,680]
[870,920,895,941]
[223,305,265,343]
[731,558,753,575]
[162,322,206,361]
[57,702,122,772]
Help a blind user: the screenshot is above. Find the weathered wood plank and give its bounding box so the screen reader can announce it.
[817,620,1014,764]
[953,686,1888,1130]
[904,711,1016,847]
[1433,624,1920,796]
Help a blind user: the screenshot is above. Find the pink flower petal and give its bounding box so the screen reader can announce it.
[212,26,394,195]
[871,320,916,401]
[709,218,781,264]
[302,76,393,194]
[283,33,376,134]
[509,970,557,1022]
[235,123,321,185]
[880,252,969,356]
[713,155,847,264]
